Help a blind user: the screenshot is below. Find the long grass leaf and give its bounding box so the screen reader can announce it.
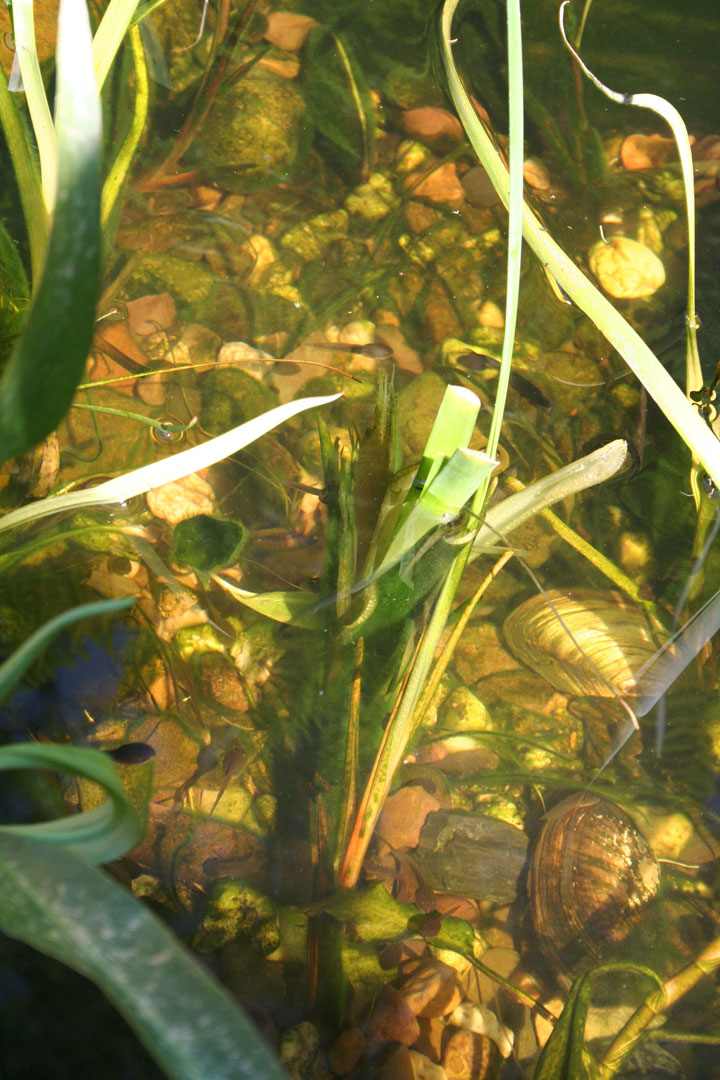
[0,742,139,863]
[92,0,142,91]
[0,0,101,466]
[9,0,57,211]
[0,833,288,1080]
[440,0,720,489]
[0,70,47,281]
[0,597,133,703]
[0,394,342,534]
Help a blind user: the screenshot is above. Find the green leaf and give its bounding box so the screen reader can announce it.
[304,27,375,181]
[0,833,288,1080]
[0,742,139,863]
[534,973,595,1080]
[212,574,320,628]
[0,68,47,280]
[309,883,415,942]
[92,0,142,91]
[0,393,342,534]
[173,515,247,572]
[0,597,134,704]
[0,0,102,465]
[0,219,30,367]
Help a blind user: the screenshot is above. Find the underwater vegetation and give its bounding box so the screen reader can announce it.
[1,0,720,1077]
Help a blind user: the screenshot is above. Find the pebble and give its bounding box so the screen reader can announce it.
[448,1002,514,1058]
[376,784,442,850]
[399,960,464,1018]
[279,1021,321,1080]
[146,471,216,525]
[408,163,465,209]
[367,985,421,1047]
[442,1029,498,1080]
[588,236,666,299]
[328,1027,365,1076]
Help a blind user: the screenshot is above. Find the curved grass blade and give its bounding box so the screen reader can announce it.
[0,596,133,703]
[0,742,139,863]
[439,0,720,490]
[9,0,57,211]
[92,0,142,91]
[0,393,342,534]
[0,0,101,466]
[0,833,288,1080]
[101,24,150,229]
[0,70,47,281]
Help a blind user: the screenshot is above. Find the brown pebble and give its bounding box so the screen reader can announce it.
[400,960,464,1019]
[367,985,420,1047]
[442,1028,498,1080]
[378,1044,415,1080]
[328,1027,365,1076]
[377,784,441,850]
[413,1017,446,1063]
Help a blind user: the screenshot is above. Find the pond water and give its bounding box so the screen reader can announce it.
[1,0,720,1077]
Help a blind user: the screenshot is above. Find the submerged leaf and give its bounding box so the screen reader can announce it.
[0,741,139,864]
[309,883,414,942]
[173,515,247,572]
[0,0,102,465]
[304,27,375,181]
[0,833,288,1080]
[212,574,320,628]
[534,973,594,1080]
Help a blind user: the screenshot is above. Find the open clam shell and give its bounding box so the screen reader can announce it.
[502,589,668,698]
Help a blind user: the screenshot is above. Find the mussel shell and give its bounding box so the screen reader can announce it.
[529,794,659,974]
[502,589,667,698]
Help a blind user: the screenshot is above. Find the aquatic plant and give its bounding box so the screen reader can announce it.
[0,0,321,1075]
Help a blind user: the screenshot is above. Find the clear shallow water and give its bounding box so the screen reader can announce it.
[1,0,720,1076]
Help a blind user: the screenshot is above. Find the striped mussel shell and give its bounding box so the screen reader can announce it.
[502,589,668,699]
[529,794,660,974]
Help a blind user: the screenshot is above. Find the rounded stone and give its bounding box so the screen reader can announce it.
[588,237,666,299]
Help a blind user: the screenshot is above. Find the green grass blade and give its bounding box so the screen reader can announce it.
[416,384,480,487]
[483,0,523,471]
[0,0,101,466]
[0,597,133,703]
[0,393,342,534]
[0,69,47,282]
[101,24,149,228]
[374,447,496,575]
[0,833,288,1080]
[440,0,720,490]
[9,0,58,212]
[211,575,322,627]
[92,0,141,91]
[0,742,139,863]
[471,438,628,559]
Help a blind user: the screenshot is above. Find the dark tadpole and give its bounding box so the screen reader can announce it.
[105,742,156,765]
[309,341,394,361]
[455,352,552,411]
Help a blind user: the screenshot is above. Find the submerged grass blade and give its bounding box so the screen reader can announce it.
[416,384,480,487]
[470,438,629,560]
[0,833,288,1080]
[0,597,133,703]
[0,71,47,281]
[0,394,341,534]
[375,446,496,575]
[340,438,629,887]
[9,0,57,212]
[0,0,101,465]
[0,742,139,863]
[101,24,149,228]
[440,0,720,489]
[92,0,142,91]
